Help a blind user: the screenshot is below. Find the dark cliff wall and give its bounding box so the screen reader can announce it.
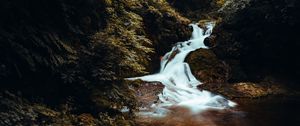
[213,0,300,86]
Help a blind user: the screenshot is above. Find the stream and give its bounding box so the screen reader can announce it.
[128,22,235,117]
[127,22,300,126]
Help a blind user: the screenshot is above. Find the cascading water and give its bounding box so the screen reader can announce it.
[127,22,236,116]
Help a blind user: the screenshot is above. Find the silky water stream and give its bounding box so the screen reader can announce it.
[126,22,300,126]
[127,22,236,117]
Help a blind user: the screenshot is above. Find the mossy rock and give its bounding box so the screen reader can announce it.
[199,82,288,99]
[186,49,230,83]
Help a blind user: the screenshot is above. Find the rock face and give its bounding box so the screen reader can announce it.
[212,0,300,85]
[180,0,299,99]
[0,0,191,125]
[184,0,300,90]
[186,49,230,83]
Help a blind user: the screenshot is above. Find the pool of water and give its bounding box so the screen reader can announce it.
[136,95,300,126]
[236,96,300,126]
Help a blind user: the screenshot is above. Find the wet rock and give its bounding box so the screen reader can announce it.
[199,82,287,99]
[204,35,217,48]
[232,82,281,98]
[186,49,230,83]
[133,81,164,109]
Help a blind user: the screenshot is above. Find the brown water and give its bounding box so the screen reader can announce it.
[136,95,300,126]
[235,96,300,126]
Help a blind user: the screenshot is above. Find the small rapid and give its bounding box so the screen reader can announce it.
[127,22,236,117]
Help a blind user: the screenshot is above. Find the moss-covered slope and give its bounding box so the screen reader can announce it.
[0,0,191,125]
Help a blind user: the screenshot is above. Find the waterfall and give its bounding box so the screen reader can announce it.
[127,22,236,116]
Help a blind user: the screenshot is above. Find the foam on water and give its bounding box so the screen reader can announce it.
[127,22,236,116]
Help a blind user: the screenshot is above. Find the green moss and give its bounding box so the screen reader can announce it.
[92,2,154,77]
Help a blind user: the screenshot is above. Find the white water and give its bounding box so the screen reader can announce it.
[127,22,236,116]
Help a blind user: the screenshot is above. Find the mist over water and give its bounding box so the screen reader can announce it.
[127,22,236,117]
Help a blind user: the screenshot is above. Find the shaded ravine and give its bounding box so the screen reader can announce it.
[127,22,235,117]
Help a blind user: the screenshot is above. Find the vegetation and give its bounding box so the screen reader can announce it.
[0,0,299,125]
[0,0,192,125]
